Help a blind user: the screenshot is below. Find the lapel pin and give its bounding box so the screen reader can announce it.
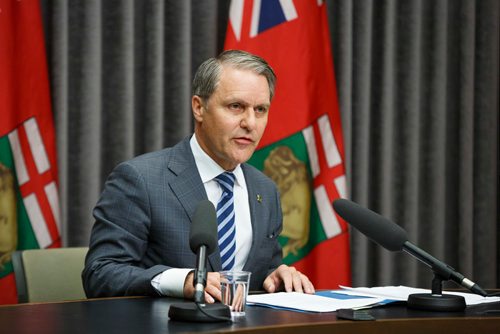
[257,194,262,203]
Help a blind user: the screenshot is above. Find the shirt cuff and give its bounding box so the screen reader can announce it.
[151,268,193,298]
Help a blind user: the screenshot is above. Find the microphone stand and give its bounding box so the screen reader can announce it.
[403,242,466,311]
[407,274,466,312]
[168,297,232,322]
[168,247,231,322]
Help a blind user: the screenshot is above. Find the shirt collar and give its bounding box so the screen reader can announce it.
[190,134,244,186]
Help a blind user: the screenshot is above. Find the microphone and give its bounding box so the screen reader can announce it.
[189,200,218,303]
[168,200,231,322]
[333,198,488,311]
[332,198,408,252]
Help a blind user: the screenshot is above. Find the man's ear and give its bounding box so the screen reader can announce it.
[192,95,204,122]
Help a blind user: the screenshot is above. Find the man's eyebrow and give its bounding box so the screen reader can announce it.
[222,97,270,108]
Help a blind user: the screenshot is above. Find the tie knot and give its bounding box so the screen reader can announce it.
[215,172,235,194]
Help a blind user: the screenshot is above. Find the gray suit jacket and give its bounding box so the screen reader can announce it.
[82,137,283,297]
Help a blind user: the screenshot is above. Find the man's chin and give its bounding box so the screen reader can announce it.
[238,151,256,163]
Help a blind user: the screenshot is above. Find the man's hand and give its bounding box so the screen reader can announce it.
[183,271,222,303]
[263,264,315,294]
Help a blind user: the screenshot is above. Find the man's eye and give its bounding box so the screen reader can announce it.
[229,103,241,110]
[256,106,268,113]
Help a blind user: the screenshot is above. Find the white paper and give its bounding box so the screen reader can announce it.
[339,285,500,306]
[247,291,386,312]
[246,286,500,313]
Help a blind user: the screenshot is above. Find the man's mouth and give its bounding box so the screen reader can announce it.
[234,137,253,145]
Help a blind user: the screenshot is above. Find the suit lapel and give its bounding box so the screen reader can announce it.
[168,137,222,271]
[242,165,264,272]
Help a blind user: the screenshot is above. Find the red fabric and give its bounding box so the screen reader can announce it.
[0,0,60,304]
[293,233,351,289]
[0,274,18,305]
[225,0,351,288]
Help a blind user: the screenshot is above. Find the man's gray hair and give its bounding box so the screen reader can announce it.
[192,49,276,101]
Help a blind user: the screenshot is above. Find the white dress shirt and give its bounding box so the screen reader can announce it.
[152,134,253,297]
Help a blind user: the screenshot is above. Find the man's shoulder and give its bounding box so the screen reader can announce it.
[115,137,191,172]
[242,163,276,188]
[116,148,169,173]
[129,147,171,164]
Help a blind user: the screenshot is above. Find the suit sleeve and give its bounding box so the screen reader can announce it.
[82,162,169,298]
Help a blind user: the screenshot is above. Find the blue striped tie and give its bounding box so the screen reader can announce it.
[215,172,236,271]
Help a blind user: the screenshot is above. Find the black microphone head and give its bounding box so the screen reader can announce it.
[333,199,408,251]
[189,200,218,255]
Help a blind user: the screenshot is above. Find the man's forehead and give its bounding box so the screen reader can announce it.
[217,66,269,90]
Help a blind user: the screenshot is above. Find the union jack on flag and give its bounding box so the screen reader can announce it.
[229,0,300,40]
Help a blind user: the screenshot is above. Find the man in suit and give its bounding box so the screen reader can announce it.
[82,50,315,302]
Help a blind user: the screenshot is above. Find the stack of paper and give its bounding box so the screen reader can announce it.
[246,286,500,313]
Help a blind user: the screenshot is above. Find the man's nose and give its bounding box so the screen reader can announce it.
[240,108,256,130]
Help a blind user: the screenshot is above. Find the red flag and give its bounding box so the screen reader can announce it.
[225,0,351,288]
[0,0,61,304]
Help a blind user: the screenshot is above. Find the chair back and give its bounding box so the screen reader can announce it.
[12,247,88,303]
